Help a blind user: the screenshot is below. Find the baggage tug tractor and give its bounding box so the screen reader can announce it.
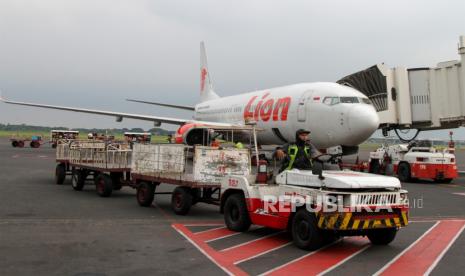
[368,143,458,183]
[220,155,409,250]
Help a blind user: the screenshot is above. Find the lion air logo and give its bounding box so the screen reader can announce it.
[200,67,208,92]
[244,93,291,122]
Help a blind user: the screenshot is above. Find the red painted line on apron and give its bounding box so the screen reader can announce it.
[194,226,239,242]
[173,223,248,276]
[221,232,290,264]
[264,237,369,275]
[378,220,465,275]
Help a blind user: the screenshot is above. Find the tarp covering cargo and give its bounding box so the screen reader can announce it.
[131,144,185,175]
[131,144,251,184]
[193,146,251,182]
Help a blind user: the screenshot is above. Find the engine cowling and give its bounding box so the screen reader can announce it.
[175,123,207,145]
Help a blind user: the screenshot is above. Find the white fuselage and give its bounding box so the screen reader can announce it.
[194,82,379,148]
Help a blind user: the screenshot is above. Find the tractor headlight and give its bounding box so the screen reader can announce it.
[399,193,409,206]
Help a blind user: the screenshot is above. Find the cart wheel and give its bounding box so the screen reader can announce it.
[137,182,155,207]
[55,163,66,185]
[30,141,39,148]
[291,208,324,250]
[71,169,87,191]
[17,141,25,148]
[110,173,123,190]
[171,187,193,215]
[367,228,397,245]
[224,193,251,232]
[11,141,18,147]
[397,162,411,182]
[95,174,113,197]
[191,188,201,205]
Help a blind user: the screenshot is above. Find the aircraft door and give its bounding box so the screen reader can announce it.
[297,90,313,122]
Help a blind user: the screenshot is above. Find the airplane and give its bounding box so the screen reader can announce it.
[0,42,379,154]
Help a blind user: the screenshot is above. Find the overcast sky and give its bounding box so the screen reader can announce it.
[1,0,465,138]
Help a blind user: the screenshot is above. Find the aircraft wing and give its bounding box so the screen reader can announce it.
[0,95,189,125]
[126,98,195,111]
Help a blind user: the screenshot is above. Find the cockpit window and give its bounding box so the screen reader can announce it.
[340,97,359,103]
[323,96,370,106]
[360,97,372,104]
[323,96,340,105]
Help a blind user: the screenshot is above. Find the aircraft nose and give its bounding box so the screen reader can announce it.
[346,105,379,145]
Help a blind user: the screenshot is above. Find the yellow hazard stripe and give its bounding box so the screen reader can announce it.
[362,220,371,229]
[385,219,392,227]
[401,211,409,225]
[340,213,352,230]
[318,213,325,228]
[327,215,338,228]
[393,217,400,226]
[352,219,360,229]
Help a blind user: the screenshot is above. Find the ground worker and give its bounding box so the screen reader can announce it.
[275,129,318,172]
[235,141,244,149]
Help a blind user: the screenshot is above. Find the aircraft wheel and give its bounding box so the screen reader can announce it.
[224,193,251,232]
[171,187,193,215]
[367,228,397,245]
[55,163,66,185]
[137,182,155,207]
[397,162,411,182]
[291,208,324,250]
[95,174,113,197]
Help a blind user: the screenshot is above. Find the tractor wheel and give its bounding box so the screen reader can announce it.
[71,169,87,191]
[11,141,18,147]
[436,178,453,184]
[367,228,397,245]
[171,187,193,215]
[95,174,113,197]
[224,193,251,232]
[291,208,325,250]
[136,182,155,207]
[397,162,411,182]
[55,163,66,185]
[369,159,381,174]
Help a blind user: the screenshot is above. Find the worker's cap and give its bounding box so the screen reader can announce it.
[296,129,311,135]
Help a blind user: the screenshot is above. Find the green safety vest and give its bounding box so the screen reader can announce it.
[286,145,312,170]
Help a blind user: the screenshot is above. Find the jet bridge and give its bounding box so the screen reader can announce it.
[338,35,465,140]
